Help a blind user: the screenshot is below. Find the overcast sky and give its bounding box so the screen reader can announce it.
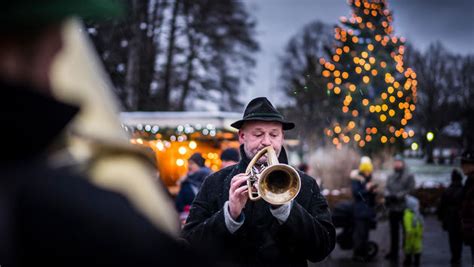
[240,0,474,106]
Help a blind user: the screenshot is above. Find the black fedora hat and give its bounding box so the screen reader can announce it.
[231,97,295,130]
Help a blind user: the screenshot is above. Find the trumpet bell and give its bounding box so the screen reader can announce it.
[259,164,301,205]
[246,146,301,205]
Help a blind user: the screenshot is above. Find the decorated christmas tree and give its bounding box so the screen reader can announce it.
[321,0,417,153]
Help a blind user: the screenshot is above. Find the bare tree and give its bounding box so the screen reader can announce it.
[176,0,259,111]
[455,55,474,149]
[279,21,335,149]
[87,0,258,112]
[406,42,469,161]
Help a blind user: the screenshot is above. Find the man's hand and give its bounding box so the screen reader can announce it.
[228,173,249,220]
[366,182,378,192]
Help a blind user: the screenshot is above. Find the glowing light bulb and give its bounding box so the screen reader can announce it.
[178,146,187,155]
[426,132,434,142]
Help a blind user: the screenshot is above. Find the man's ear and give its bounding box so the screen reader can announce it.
[238,129,245,143]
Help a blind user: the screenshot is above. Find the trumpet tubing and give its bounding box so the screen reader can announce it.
[246,146,301,205]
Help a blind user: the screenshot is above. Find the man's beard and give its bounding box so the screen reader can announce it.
[394,167,404,174]
[244,146,280,165]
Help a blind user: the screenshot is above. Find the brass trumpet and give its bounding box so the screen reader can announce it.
[246,146,301,205]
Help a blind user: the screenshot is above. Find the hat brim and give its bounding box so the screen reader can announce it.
[231,118,295,130]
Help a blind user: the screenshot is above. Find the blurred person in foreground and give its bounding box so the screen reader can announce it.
[50,20,178,236]
[0,1,210,266]
[438,169,464,265]
[460,149,474,265]
[384,155,415,262]
[220,148,240,169]
[350,156,378,262]
[181,97,335,266]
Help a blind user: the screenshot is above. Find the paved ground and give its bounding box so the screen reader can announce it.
[310,215,473,267]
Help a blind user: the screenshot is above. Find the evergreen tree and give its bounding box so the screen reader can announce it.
[320,0,417,153]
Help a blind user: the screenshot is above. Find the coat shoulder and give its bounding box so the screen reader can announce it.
[201,165,236,188]
[298,172,320,193]
[299,171,315,183]
[350,169,364,181]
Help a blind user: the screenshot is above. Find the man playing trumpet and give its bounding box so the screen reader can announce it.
[182,97,335,266]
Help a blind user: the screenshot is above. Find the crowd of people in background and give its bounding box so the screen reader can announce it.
[172,146,474,266]
[327,152,474,266]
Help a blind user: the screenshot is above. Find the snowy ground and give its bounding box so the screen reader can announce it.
[311,215,473,267]
[311,159,472,266]
[378,158,461,188]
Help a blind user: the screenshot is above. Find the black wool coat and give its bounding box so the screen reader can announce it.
[181,146,336,267]
[438,181,463,231]
[461,175,474,245]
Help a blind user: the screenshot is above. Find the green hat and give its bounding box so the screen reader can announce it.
[2,0,125,30]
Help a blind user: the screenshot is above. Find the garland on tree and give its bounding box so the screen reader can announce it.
[321,0,417,153]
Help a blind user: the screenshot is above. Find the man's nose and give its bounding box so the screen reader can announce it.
[261,134,271,146]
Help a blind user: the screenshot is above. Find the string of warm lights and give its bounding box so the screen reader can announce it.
[122,123,238,142]
[320,0,417,151]
[123,123,238,173]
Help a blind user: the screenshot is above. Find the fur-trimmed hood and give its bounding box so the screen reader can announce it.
[350,169,365,182]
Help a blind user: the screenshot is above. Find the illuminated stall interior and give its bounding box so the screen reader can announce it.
[124,123,239,192]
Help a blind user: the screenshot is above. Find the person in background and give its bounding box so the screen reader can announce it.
[403,195,424,267]
[438,169,464,265]
[298,162,309,173]
[350,156,377,262]
[460,149,474,265]
[175,153,211,213]
[385,155,416,262]
[220,147,240,169]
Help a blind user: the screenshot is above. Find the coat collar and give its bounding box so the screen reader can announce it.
[0,81,79,161]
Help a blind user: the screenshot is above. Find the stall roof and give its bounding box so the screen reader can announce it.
[120,111,241,131]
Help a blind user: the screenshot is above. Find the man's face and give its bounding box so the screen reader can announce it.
[239,121,284,164]
[0,23,63,93]
[393,160,404,171]
[188,160,200,174]
[33,24,63,91]
[461,162,474,175]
